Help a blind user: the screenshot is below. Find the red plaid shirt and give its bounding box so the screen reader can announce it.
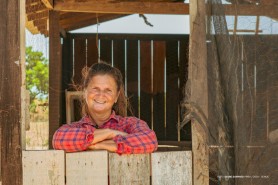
[52,111,158,154]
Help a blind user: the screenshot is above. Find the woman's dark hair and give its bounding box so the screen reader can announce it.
[81,61,131,117]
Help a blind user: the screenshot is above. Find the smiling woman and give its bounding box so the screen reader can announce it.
[52,62,158,154]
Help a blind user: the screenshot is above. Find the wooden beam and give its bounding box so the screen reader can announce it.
[49,10,62,149]
[189,0,209,185]
[60,13,127,31]
[54,1,189,14]
[37,24,47,31]
[26,2,46,13]
[26,0,40,6]
[33,18,47,27]
[54,0,278,18]
[0,0,23,184]
[42,0,53,9]
[224,4,278,18]
[27,10,49,21]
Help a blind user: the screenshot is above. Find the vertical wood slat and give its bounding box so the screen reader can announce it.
[0,0,22,183]
[62,34,73,124]
[153,41,166,140]
[100,39,112,64]
[66,151,108,185]
[73,37,86,85]
[238,37,257,185]
[140,41,152,127]
[151,151,192,185]
[166,41,179,141]
[127,40,139,116]
[87,38,99,66]
[20,0,27,151]
[179,39,190,141]
[49,10,62,149]
[113,40,125,79]
[109,153,150,185]
[22,150,65,185]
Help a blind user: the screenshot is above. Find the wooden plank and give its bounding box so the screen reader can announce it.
[21,0,27,150]
[153,41,166,140]
[42,0,53,9]
[71,33,188,41]
[0,0,23,184]
[140,41,152,127]
[179,38,190,141]
[126,40,139,116]
[189,0,209,185]
[26,2,47,13]
[22,150,65,185]
[33,18,47,27]
[87,37,99,65]
[224,4,278,19]
[54,1,189,15]
[99,39,112,64]
[62,35,74,124]
[112,40,125,79]
[73,37,87,85]
[60,13,126,32]
[166,41,179,141]
[151,151,192,185]
[66,91,83,124]
[27,10,49,21]
[66,151,108,185]
[49,10,62,149]
[109,153,150,185]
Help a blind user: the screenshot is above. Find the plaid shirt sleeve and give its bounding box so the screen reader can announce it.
[52,122,96,152]
[113,118,158,154]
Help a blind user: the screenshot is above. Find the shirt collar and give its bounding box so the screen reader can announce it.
[81,110,120,126]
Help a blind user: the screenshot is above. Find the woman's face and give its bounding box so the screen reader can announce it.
[85,74,119,116]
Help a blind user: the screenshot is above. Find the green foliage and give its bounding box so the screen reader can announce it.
[26,46,49,112]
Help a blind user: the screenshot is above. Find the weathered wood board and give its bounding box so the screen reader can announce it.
[109,153,150,185]
[151,151,192,185]
[22,150,65,185]
[66,150,108,185]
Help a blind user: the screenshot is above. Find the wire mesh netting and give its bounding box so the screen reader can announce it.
[206,0,278,184]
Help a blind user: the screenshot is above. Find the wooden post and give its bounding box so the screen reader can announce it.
[0,0,23,184]
[49,10,62,149]
[20,0,27,150]
[189,0,209,184]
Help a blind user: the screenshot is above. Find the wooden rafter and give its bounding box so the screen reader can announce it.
[33,17,47,26]
[59,12,127,31]
[224,4,278,19]
[41,0,53,9]
[27,10,48,21]
[54,0,278,18]
[54,1,189,14]
[26,1,46,13]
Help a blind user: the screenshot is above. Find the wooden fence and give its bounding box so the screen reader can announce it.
[22,150,192,185]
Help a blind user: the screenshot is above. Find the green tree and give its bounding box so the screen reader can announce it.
[26,46,49,112]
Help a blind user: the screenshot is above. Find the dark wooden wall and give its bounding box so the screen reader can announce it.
[61,33,190,141]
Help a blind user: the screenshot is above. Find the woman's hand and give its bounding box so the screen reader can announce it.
[91,128,127,144]
[88,140,117,152]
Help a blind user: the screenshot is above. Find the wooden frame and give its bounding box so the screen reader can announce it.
[65,90,83,124]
